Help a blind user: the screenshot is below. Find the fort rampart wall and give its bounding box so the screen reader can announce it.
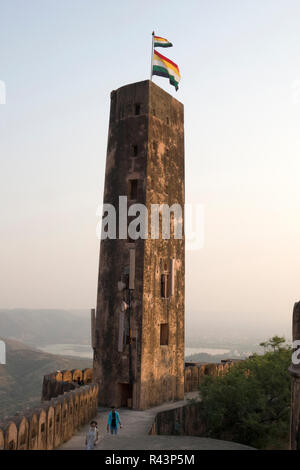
[0,368,98,450]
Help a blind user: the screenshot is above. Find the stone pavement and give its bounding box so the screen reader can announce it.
[58,393,254,450]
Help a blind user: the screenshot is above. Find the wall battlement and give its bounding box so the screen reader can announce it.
[184,360,238,393]
[0,368,98,450]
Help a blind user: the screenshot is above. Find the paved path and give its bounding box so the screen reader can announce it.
[59,393,254,450]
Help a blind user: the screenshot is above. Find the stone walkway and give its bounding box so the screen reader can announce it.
[59,393,254,450]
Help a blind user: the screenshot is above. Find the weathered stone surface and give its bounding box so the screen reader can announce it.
[0,375,98,450]
[41,368,93,401]
[94,80,185,410]
[289,301,300,449]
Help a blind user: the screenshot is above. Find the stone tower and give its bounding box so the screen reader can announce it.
[92,79,185,410]
[289,301,300,449]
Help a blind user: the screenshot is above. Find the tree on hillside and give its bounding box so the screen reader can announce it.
[259,335,287,352]
[198,336,291,449]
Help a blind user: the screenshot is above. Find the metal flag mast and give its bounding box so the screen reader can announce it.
[150,31,154,80]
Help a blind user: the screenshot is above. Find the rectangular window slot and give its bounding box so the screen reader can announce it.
[161,273,170,298]
[135,103,141,115]
[160,323,169,345]
[132,145,138,157]
[128,179,138,200]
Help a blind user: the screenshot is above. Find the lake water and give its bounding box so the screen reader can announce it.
[39,343,230,359]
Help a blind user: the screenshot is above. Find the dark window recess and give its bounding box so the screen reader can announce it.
[160,323,169,345]
[166,117,169,125]
[125,335,131,345]
[127,234,136,244]
[128,179,138,199]
[135,103,141,115]
[161,274,170,298]
[49,418,53,428]
[56,414,60,423]
[132,145,138,157]
[41,423,45,433]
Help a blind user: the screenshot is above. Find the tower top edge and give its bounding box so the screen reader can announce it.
[110,80,183,107]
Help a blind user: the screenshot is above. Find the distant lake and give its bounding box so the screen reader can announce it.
[39,343,93,358]
[39,343,230,359]
[185,347,230,357]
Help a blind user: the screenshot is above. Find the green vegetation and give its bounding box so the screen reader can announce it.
[198,336,291,449]
[0,339,92,420]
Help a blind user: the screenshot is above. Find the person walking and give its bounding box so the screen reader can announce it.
[85,421,98,450]
[107,406,122,435]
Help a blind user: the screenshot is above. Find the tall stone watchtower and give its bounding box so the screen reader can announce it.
[92,80,185,410]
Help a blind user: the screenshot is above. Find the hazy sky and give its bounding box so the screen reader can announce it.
[0,0,299,336]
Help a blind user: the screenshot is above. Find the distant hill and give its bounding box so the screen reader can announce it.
[185,351,246,363]
[0,338,92,420]
[0,309,90,346]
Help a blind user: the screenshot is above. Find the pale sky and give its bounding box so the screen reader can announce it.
[0,0,299,337]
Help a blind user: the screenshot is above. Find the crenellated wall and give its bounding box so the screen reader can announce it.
[41,368,93,401]
[0,369,98,451]
[184,360,237,393]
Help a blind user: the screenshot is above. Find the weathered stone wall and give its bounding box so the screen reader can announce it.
[94,80,185,410]
[140,81,185,409]
[0,369,98,451]
[184,360,235,393]
[289,301,300,450]
[42,368,93,401]
[150,402,206,437]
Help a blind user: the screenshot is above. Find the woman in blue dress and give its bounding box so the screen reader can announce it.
[107,407,122,435]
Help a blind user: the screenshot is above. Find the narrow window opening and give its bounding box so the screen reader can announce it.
[160,323,169,345]
[128,179,138,200]
[161,273,170,298]
[41,423,45,433]
[132,145,138,157]
[135,103,141,115]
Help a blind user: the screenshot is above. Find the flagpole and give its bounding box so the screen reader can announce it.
[150,31,154,80]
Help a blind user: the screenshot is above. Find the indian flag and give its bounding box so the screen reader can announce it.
[152,49,181,91]
[154,35,173,48]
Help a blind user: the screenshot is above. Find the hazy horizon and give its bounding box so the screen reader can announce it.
[1,0,299,336]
